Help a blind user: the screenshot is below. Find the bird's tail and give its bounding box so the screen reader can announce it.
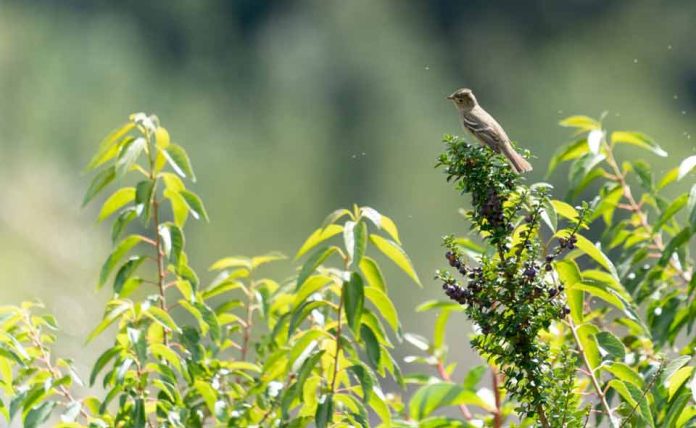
[502,145,533,173]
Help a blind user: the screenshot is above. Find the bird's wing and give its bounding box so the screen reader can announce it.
[462,111,506,148]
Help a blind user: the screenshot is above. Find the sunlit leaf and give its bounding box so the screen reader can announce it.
[179,189,209,221]
[86,122,135,171]
[595,331,625,360]
[164,143,196,182]
[115,136,146,177]
[654,193,688,231]
[344,273,365,336]
[611,131,667,157]
[547,138,590,177]
[155,126,170,149]
[98,187,135,221]
[409,382,492,420]
[369,234,420,286]
[573,234,619,279]
[359,256,386,292]
[296,246,338,290]
[99,235,145,287]
[296,224,343,260]
[559,115,601,131]
[601,362,643,388]
[365,286,399,333]
[83,166,116,206]
[667,366,693,400]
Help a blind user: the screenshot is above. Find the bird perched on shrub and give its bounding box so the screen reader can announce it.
[448,88,532,173]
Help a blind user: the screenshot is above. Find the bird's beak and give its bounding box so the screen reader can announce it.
[446,94,454,100]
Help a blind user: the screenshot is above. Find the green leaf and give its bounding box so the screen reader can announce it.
[111,208,137,243]
[608,380,655,427]
[164,143,196,182]
[540,197,558,232]
[409,382,492,420]
[98,187,135,221]
[573,234,619,279]
[576,324,601,370]
[364,287,399,332]
[296,351,324,402]
[86,122,135,171]
[24,401,56,428]
[611,131,667,157]
[289,300,330,337]
[315,394,333,428]
[658,227,693,268]
[551,200,580,221]
[134,180,155,222]
[86,301,131,343]
[347,363,376,403]
[344,220,368,268]
[555,260,583,323]
[89,346,120,386]
[678,155,696,181]
[83,166,116,206]
[99,235,145,287]
[194,379,217,415]
[361,324,381,369]
[360,207,401,244]
[661,356,691,385]
[547,138,590,177]
[658,167,679,189]
[359,257,386,292]
[179,189,209,221]
[667,366,693,400]
[296,224,343,259]
[369,234,420,286]
[343,273,365,336]
[113,256,146,294]
[654,193,688,231]
[595,331,625,360]
[164,188,189,227]
[115,136,146,177]
[145,306,181,334]
[296,246,338,290]
[559,115,601,132]
[321,208,352,229]
[687,184,696,227]
[601,362,643,388]
[159,222,184,267]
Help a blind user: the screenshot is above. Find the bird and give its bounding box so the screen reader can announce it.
[447,88,532,173]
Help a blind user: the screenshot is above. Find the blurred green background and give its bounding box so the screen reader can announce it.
[1,0,695,380]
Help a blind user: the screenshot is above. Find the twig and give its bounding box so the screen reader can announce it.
[569,319,619,428]
[436,361,473,420]
[619,361,663,428]
[603,143,692,285]
[491,366,503,428]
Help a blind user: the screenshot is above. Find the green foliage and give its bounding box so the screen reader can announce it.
[427,118,696,427]
[1,112,696,427]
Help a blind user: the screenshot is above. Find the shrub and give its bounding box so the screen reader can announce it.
[0,113,694,427]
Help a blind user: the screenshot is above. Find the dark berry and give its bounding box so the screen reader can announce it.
[545,264,553,271]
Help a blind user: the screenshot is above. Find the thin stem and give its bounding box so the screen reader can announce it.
[329,291,344,393]
[240,283,254,361]
[569,319,619,428]
[436,361,473,420]
[491,366,503,427]
[619,361,663,428]
[147,131,168,346]
[25,314,90,421]
[603,143,691,284]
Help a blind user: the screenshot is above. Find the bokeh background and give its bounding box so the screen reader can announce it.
[1,0,695,387]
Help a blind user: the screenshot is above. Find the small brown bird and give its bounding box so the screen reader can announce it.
[448,88,532,173]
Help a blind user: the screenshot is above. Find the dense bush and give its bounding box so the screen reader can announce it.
[0,113,694,427]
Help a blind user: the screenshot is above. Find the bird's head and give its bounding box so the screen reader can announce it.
[447,88,477,110]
